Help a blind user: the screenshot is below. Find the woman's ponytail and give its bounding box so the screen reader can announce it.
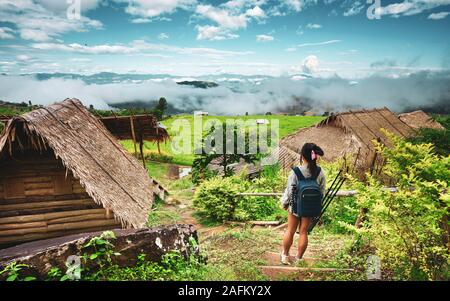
[300,143,324,176]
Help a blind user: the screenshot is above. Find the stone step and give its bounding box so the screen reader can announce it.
[259,265,355,281]
[264,252,320,266]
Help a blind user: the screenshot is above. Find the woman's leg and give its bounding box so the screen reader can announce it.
[282,212,300,256]
[297,217,311,259]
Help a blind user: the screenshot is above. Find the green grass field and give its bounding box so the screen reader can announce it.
[121,114,324,166]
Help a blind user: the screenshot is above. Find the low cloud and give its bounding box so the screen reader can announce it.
[0,71,449,115]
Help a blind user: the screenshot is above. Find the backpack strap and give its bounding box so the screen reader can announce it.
[293,167,322,181]
[292,167,306,181]
[311,167,322,181]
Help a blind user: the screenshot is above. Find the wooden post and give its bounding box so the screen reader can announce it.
[129,115,138,158]
[139,137,146,169]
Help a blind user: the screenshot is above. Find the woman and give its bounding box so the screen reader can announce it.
[280,143,326,265]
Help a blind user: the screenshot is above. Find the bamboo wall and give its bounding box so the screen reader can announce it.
[0,150,121,248]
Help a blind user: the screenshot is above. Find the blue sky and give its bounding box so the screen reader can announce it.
[0,0,449,77]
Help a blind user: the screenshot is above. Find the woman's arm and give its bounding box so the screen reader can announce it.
[281,171,296,209]
[318,169,327,196]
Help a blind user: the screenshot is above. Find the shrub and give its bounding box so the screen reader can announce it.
[349,131,450,280]
[145,151,174,163]
[193,165,288,223]
[320,197,359,234]
[408,128,449,156]
[193,175,246,222]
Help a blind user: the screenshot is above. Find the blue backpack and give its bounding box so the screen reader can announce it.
[292,167,323,217]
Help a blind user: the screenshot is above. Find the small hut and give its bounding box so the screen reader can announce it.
[0,99,159,248]
[398,110,444,130]
[280,108,415,174]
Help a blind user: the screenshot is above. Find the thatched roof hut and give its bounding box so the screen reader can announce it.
[0,99,158,247]
[280,108,415,174]
[398,110,444,130]
[99,115,170,143]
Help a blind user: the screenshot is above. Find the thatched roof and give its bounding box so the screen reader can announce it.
[316,108,414,148]
[280,107,416,174]
[99,115,170,143]
[0,98,155,229]
[398,110,444,130]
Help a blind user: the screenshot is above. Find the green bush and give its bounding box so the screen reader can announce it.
[320,197,359,234]
[193,175,245,222]
[349,131,450,280]
[193,165,288,223]
[145,152,174,163]
[408,128,449,156]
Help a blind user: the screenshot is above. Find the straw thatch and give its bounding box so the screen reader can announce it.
[99,115,170,143]
[280,108,415,174]
[398,110,444,130]
[0,98,155,229]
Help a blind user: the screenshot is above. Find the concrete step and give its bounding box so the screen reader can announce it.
[259,265,355,281]
[264,252,320,266]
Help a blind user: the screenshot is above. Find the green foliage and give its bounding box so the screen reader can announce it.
[433,114,450,130]
[153,97,168,120]
[193,175,244,222]
[193,165,287,222]
[94,238,207,281]
[147,197,181,227]
[122,115,323,167]
[0,262,36,281]
[145,151,174,163]
[348,131,450,280]
[320,197,359,234]
[191,121,260,184]
[408,128,449,156]
[82,231,121,280]
[46,267,65,281]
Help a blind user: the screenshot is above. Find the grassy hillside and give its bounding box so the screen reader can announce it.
[121,114,325,166]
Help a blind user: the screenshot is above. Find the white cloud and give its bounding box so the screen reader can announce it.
[284,0,304,12]
[279,0,318,13]
[39,0,102,13]
[196,4,248,29]
[158,33,170,40]
[343,1,365,17]
[32,43,138,55]
[256,34,274,42]
[246,6,266,18]
[20,29,52,42]
[287,40,342,51]
[428,11,450,19]
[31,40,252,59]
[16,55,32,62]
[0,0,103,42]
[0,27,15,39]
[376,0,450,17]
[301,55,319,74]
[116,0,197,18]
[196,25,239,41]
[306,23,322,29]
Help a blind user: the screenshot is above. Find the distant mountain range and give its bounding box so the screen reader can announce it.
[25,72,275,86]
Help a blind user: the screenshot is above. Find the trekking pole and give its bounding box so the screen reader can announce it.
[307,170,342,230]
[321,170,342,205]
[308,175,347,233]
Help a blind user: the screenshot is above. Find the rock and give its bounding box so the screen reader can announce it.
[0,224,198,280]
[166,196,181,205]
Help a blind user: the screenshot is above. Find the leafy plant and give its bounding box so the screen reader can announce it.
[82,231,121,280]
[0,262,36,281]
[347,131,450,280]
[194,165,288,223]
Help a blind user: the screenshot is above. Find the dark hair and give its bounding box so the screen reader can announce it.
[299,143,324,176]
